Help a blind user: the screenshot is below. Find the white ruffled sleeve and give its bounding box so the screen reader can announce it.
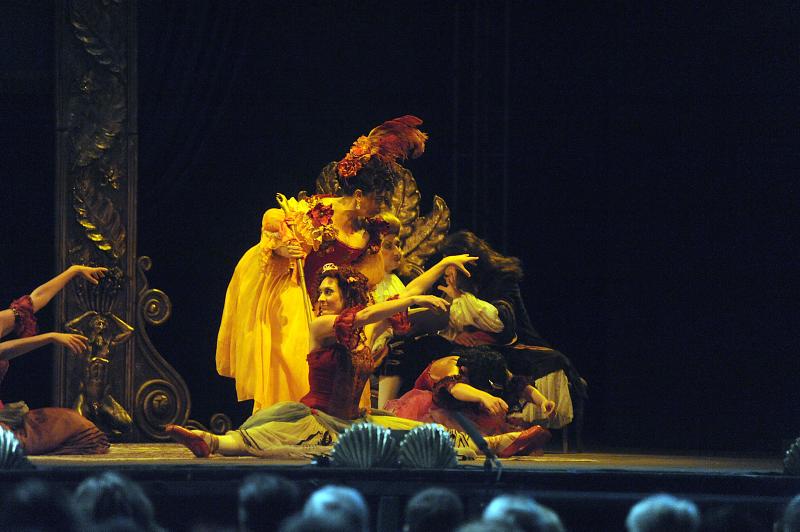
[439,291,504,341]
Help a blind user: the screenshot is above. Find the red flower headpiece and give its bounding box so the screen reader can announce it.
[336,115,428,178]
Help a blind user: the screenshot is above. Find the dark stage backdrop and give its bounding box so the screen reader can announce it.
[1,1,798,453]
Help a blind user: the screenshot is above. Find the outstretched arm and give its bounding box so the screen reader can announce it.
[428,356,509,417]
[403,255,478,297]
[0,332,88,361]
[449,383,509,418]
[310,295,449,343]
[29,266,107,312]
[355,294,448,328]
[0,309,15,339]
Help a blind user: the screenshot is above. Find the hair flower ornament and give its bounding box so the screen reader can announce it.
[309,202,334,227]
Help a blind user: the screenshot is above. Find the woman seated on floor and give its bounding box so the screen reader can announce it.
[385,345,556,440]
[166,264,550,458]
[0,265,110,455]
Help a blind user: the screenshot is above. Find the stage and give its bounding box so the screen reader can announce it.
[5,444,795,531]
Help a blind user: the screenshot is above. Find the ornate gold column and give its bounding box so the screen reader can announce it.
[54,0,195,441]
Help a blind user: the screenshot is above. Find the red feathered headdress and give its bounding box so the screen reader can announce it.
[336,115,428,178]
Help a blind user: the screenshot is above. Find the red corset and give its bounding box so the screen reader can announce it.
[299,307,373,420]
[300,345,372,420]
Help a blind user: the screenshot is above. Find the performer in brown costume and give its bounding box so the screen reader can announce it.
[0,266,110,455]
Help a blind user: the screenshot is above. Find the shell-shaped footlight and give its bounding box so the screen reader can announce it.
[784,436,800,475]
[399,424,458,469]
[0,427,33,470]
[330,423,398,468]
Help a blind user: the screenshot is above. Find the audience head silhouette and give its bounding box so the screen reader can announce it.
[625,494,700,532]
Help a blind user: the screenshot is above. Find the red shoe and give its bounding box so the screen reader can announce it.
[498,426,551,458]
[165,424,211,458]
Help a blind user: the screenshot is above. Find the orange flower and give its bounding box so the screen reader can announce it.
[337,157,362,178]
[309,202,334,227]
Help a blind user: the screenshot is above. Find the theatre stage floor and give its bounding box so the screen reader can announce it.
[29,443,783,474]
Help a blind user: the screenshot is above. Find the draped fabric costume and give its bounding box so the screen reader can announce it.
[469,277,586,428]
[216,196,384,411]
[385,356,531,436]
[389,279,584,428]
[225,307,517,456]
[0,296,109,455]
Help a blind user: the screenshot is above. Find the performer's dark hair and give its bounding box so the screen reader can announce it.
[316,265,371,309]
[437,230,523,293]
[318,159,395,197]
[455,346,509,396]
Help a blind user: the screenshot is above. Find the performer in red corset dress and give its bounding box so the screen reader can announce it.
[0,266,109,455]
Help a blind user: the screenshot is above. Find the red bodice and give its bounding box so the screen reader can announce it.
[1,295,37,410]
[413,364,436,391]
[299,307,373,419]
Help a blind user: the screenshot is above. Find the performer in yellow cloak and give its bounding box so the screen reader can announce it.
[216,116,429,412]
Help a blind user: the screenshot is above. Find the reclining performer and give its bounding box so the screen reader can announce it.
[0,265,110,455]
[167,265,549,458]
[372,224,560,430]
[383,230,585,429]
[434,231,586,428]
[385,346,556,440]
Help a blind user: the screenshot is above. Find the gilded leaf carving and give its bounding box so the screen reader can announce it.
[73,176,126,258]
[69,76,126,168]
[70,0,126,74]
[398,195,450,278]
[388,164,421,242]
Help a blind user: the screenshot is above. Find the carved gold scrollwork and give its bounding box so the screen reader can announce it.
[133,256,192,440]
[209,413,233,434]
[140,288,171,326]
[136,257,171,325]
[135,379,186,441]
[185,413,233,436]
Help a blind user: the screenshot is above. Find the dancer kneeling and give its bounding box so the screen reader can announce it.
[1,265,110,455]
[167,265,549,458]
